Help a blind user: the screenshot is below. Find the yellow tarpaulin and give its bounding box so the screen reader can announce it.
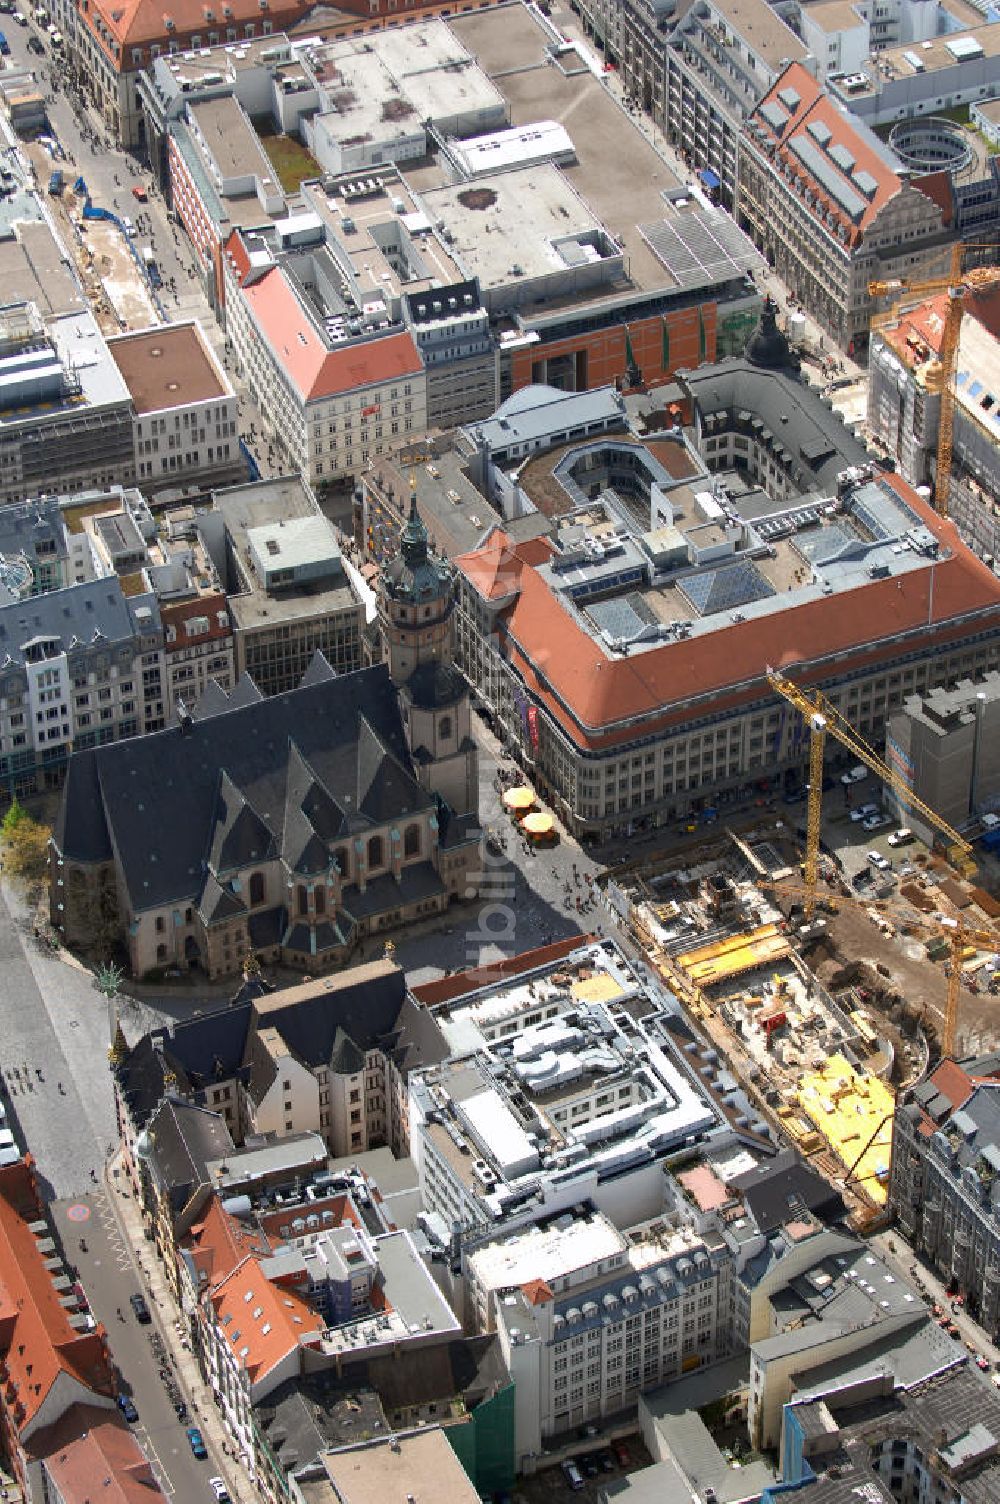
[796,1052,894,1206]
[676,924,791,985]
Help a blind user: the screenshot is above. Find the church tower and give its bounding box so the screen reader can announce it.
[377,481,478,817]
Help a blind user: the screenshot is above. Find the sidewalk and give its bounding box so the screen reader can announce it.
[105,1151,254,1504]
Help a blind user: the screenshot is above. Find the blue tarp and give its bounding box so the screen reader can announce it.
[699,168,721,189]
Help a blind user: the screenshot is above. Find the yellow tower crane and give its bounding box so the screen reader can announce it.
[767,668,976,920]
[869,243,1000,517]
[756,874,998,1059]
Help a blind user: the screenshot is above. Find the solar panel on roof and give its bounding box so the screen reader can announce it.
[807,120,832,146]
[829,142,856,173]
[679,561,775,618]
[788,134,866,220]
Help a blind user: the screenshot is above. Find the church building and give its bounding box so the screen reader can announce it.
[49,506,481,980]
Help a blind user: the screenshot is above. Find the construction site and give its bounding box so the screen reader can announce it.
[612,782,1000,1228]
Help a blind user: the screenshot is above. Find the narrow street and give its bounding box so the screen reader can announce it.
[51,1180,247,1502]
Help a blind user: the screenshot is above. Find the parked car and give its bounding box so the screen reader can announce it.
[129,1292,151,1324]
[131,184,148,201]
[888,827,915,847]
[841,765,868,785]
[863,813,889,831]
[208,1480,231,1503]
[27,30,43,50]
[186,1426,208,1460]
[851,803,880,823]
[867,851,892,871]
[610,1440,631,1467]
[561,1461,584,1491]
[117,1394,139,1423]
[581,1456,600,1478]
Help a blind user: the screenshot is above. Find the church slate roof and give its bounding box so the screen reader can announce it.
[329,1026,365,1077]
[209,772,278,874]
[403,660,467,711]
[199,870,247,926]
[53,666,432,913]
[192,672,264,720]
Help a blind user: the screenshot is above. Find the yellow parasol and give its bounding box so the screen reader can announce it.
[522,812,555,837]
[502,786,536,814]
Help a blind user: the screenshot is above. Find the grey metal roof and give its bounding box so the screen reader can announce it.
[788,133,866,220]
[790,1364,1000,1504]
[0,577,160,666]
[680,358,869,494]
[468,384,626,455]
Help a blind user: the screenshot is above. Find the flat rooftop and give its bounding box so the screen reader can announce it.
[213,473,362,629]
[801,0,868,34]
[419,164,610,294]
[152,33,300,92]
[107,322,230,414]
[0,216,86,320]
[304,1429,480,1504]
[414,939,720,1214]
[305,20,504,135]
[189,95,279,186]
[839,23,1000,95]
[449,5,686,295]
[469,1213,626,1294]
[301,176,463,301]
[712,0,807,67]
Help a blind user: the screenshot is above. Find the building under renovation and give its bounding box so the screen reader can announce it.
[868,286,1000,566]
[0,302,134,503]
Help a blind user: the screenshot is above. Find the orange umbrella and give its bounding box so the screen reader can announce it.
[503,786,535,814]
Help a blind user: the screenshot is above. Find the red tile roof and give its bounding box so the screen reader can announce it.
[915,1058,1000,1134]
[209,1254,322,1385]
[81,0,308,64]
[0,1160,115,1437]
[455,474,1000,752]
[750,62,919,249]
[522,1279,554,1306]
[187,1196,272,1290]
[161,592,231,654]
[44,1419,168,1502]
[881,287,1000,371]
[224,229,253,289]
[242,267,422,403]
[257,1193,361,1241]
